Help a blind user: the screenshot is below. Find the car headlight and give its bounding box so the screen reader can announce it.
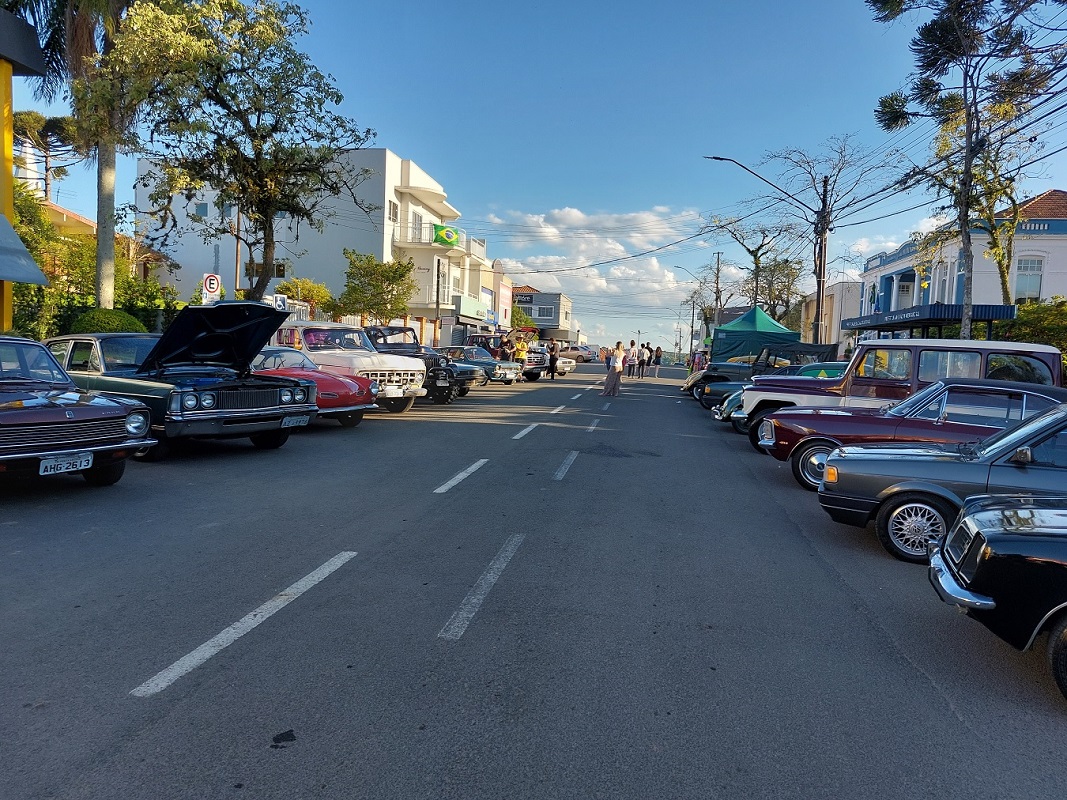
[125,411,150,436]
[369,381,380,396]
[182,393,200,410]
[759,419,774,441]
[280,388,294,404]
[293,387,307,402]
[199,392,217,409]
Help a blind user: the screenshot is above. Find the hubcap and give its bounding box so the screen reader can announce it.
[888,503,946,556]
[800,448,830,486]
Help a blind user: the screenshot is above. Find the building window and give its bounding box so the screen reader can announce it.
[537,306,554,318]
[564,310,570,320]
[388,201,399,223]
[412,212,423,242]
[1016,258,1043,303]
[194,202,209,217]
[519,306,533,318]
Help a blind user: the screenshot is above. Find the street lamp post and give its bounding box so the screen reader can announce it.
[705,156,830,346]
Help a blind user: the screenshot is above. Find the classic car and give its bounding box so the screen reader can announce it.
[441,346,523,385]
[0,336,155,486]
[818,402,1067,562]
[929,494,1067,700]
[252,346,378,427]
[274,321,425,412]
[560,344,598,362]
[364,326,481,404]
[699,362,848,414]
[46,302,317,459]
[736,339,1063,451]
[759,379,1067,490]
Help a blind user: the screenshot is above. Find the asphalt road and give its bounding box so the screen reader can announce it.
[3,364,1066,800]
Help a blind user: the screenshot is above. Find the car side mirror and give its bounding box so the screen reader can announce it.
[1010,446,1033,465]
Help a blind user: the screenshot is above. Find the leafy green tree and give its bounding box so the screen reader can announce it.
[511,304,535,329]
[995,297,1067,370]
[84,0,377,301]
[4,0,138,311]
[274,277,334,317]
[12,110,83,200]
[335,251,417,324]
[869,0,1067,337]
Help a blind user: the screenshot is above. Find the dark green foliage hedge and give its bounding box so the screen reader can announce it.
[70,308,148,334]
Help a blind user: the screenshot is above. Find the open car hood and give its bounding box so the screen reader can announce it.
[137,302,290,374]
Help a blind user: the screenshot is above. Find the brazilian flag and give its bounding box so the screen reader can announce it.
[433,225,460,247]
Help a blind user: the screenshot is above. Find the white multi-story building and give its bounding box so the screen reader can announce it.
[134,148,511,344]
[853,190,1067,335]
[797,280,862,357]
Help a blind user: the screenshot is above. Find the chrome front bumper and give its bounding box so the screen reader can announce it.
[928,545,996,611]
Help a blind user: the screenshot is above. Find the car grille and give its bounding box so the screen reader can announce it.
[526,353,546,366]
[0,418,129,453]
[362,370,423,386]
[218,388,280,410]
[944,519,985,583]
[423,355,443,369]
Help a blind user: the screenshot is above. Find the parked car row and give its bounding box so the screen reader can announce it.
[688,336,1067,701]
[2,302,583,487]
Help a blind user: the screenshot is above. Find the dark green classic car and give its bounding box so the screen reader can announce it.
[441,346,523,385]
[45,302,317,459]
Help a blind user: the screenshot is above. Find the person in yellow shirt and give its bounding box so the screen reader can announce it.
[514,338,529,381]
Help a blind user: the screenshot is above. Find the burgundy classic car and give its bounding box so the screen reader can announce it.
[0,335,155,486]
[252,346,378,427]
[758,378,1067,490]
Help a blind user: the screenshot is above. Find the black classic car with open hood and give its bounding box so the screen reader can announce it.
[45,302,316,459]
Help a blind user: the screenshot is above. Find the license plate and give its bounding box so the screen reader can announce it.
[40,452,93,475]
[281,415,310,428]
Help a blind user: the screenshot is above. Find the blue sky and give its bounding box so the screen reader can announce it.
[13,0,1067,349]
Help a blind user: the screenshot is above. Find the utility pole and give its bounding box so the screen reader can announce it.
[812,175,830,346]
[434,257,443,347]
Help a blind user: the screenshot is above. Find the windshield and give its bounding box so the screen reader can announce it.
[100,336,160,370]
[302,327,373,352]
[0,340,70,383]
[373,328,418,346]
[973,404,1067,458]
[252,348,316,371]
[886,381,945,418]
[470,347,494,360]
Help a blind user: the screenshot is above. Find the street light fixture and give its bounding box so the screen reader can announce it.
[705,155,831,346]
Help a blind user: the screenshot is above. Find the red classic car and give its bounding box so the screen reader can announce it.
[757,378,1067,490]
[252,347,378,427]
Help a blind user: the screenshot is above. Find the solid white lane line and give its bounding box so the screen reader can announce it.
[571,394,582,400]
[554,450,580,480]
[438,533,526,641]
[130,551,358,697]
[513,424,538,440]
[550,405,566,414]
[434,459,489,493]
[602,402,611,411]
[587,418,600,432]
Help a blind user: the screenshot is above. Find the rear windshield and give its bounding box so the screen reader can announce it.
[985,353,1053,385]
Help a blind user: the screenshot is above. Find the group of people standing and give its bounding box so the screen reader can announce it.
[600,340,663,396]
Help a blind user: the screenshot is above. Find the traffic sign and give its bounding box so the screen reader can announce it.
[273,293,288,311]
[202,273,222,303]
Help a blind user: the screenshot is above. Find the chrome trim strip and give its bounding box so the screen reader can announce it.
[928,547,996,611]
[0,438,158,462]
[1024,601,1067,651]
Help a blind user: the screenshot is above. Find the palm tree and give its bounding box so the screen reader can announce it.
[2,0,132,310]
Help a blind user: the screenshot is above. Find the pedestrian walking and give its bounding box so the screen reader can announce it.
[627,340,638,378]
[600,341,625,396]
[653,346,663,377]
[637,343,649,378]
[547,337,560,380]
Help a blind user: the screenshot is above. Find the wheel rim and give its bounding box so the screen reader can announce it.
[887,503,947,556]
[798,447,832,487]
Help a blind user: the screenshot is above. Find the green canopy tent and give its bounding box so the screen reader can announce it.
[709,306,800,361]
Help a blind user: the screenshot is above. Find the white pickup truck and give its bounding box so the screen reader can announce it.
[274,321,426,412]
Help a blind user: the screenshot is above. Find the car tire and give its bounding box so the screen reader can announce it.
[731,416,750,435]
[250,430,290,450]
[504,379,515,385]
[875,493,957,563]
[457,387,470,397]
[699,390,721,410]
[690,382,707,401]
[337,412,363,428]
[1046,614,1067,700]
[525,373,541,382]
[746,411,772,453]
[82,460,126,487]
[382,397,416,413]
[790,441,837,491]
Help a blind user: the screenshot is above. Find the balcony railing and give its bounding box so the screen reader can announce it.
[393,223,467,250]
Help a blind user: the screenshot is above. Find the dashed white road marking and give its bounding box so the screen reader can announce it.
[550,405,566,414]
[587,418,600,432]
[602,402,611,411]
[554,450,580,480]
[434,459,489,493]
[570,394,582,400]
[438,533,526,641]
[513,424,538,440]
[130,551,358,697]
